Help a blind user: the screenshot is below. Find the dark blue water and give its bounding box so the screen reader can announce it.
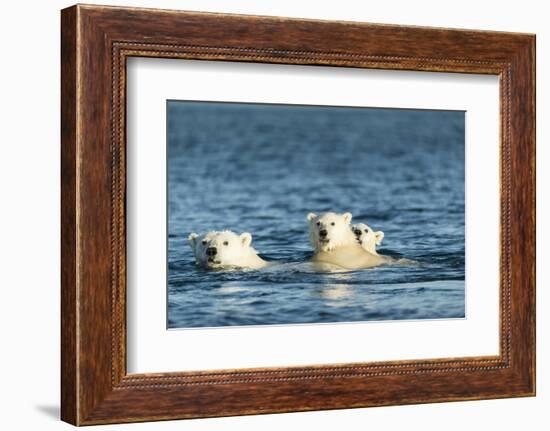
[167,101,465,328]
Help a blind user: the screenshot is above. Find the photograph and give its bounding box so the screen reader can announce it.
[46,1,537,426]
[167,100,466,328]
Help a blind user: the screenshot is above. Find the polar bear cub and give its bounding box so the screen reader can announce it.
[307,212,385,270]
[188,230,267,270]
[352,223,384,255]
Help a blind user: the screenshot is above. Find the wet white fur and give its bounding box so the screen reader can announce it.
[352,223,384,255]
[188,230,267,270]
[307,212,386,270]
[307,212,356,253]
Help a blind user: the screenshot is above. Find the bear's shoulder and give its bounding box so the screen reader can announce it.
[312,243,386,270]
[241,249,268,269]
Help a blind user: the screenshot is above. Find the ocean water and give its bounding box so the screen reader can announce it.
[167,101,465,328]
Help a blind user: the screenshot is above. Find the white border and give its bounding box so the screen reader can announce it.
[126,58,499,373]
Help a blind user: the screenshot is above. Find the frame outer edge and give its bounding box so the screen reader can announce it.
[61,4,80,426]
[524,34,536,395]
[531,34,536,396]
[61,4,536,425]
[507,35,536,396]
[526,35,536,395]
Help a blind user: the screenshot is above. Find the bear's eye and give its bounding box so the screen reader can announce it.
[316,221,321,226]
[364,228,369,233]
[201,240,207,245]
[331,222,335,226]
[223,241,229,246]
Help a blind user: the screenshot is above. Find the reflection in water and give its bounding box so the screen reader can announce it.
[316,273,354,303]
[317,284,353,301]
[216,284,249,295]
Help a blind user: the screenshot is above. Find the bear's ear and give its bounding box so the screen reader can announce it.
[240,232,252,247]
[343,212,353,224]
[374,231,384,246]
[307,212,317,221]
[188,233,199,246]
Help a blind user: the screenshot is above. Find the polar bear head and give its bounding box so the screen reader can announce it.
[188,230,256,269]
[307,212,356,252]
[352,223,384,255]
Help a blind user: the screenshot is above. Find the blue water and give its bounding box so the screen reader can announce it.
[167,101,465,328]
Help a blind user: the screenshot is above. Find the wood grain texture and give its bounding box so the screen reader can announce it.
[60,5,78,425]
[60,4,536,425]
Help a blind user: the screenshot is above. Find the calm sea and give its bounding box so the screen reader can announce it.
[167,101,465,328]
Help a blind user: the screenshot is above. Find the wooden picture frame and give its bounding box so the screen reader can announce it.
[61,4,535,425]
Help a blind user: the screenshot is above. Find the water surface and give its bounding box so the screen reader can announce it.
[167,101,465,328]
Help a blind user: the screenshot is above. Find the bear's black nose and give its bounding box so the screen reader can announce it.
[206,247,217,256]
[354,229,362,237]
[319,229,328,238]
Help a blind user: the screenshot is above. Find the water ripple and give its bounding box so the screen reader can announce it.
[167,102,465,328]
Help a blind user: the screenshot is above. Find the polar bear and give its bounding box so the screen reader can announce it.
[308,212,356,253]
[188,230,267,270]
[352,223,384,255]
[307,212,386,270]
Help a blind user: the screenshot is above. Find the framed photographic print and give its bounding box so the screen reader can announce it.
[61,4,535,425]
